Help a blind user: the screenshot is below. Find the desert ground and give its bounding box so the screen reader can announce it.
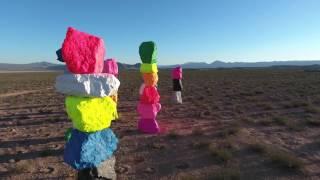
[0,69,320,180]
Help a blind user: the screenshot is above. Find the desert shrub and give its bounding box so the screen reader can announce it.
[12,161,31,173]
[273,117,289,125]
[192,140,210,149]
[304,105,320,114]
[191,128,204,136]
[39,150,53,157]
[247,142,269,154]
[241,117,256,124]
[266,149,303,169]
[168,130,179,139]
[287,122,304,131]
[257,102,273,110]
[207,167,240,180]
[248,142,303,170]
[306,119,320,126]
[282,101,308,109]
[219,123,241,137]
[209,145,233,163]
[179,175,198,180]
[258,119,273,126]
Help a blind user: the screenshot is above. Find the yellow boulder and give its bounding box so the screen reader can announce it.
[65,96,118,132]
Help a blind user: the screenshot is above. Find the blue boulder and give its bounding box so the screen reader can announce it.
[63,128,118,170]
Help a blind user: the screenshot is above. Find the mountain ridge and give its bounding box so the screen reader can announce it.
[159,60,320,69]
[1,60,320,71]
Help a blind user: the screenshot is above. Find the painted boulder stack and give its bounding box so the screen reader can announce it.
[172,66,183,104]
[55,27,119,180]
[137,41,161,134]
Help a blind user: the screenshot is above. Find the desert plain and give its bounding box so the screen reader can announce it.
[0,69,320,179]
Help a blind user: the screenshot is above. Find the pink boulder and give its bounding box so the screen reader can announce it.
[171,66,182,79]
[140,86,160,104]
[103,58,118,76]
[138,118,160,134]
[61,27,105,74]
[137,103,161,119]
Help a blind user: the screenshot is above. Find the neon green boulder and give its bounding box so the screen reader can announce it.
[65,96,118,133]
[140,63,158,73]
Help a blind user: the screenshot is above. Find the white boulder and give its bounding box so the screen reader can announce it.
[55,73,120,97]
[172,91,182,104]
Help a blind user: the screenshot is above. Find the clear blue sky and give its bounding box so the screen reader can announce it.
[0,0,320,65]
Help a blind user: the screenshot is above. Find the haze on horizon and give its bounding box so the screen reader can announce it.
[0,0,319,65]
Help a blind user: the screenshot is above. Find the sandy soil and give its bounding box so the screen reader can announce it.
[0,70,319,180]
[0,71,59,73]
[0,90,41,98]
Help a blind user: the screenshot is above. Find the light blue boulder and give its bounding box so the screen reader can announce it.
[64,128,118,170]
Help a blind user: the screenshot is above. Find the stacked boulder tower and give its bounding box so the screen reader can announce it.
[172,66,183,104]
[55,27,119,179]
[137,41,161,134]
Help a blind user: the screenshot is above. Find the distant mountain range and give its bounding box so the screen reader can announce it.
[0,61,140,71]
[160,60,320,69]
[0,62,63,71]
[1,60,320,71]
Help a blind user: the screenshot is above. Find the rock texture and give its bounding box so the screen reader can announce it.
[171,66,182,80]
[142,73,158,86]
[140,63,158,73]
[138,118,160,134]
[95,156,116,180]
[139,41,157,64]
[55,73,120,97]
[64,128,118,170]
[61,27,105,74]
[77,156,116,180]
[140,86,160,104]
[103,58,118,76]
[65,96,118,132]
[172,91,182,104]
[137,102,161,119]
[173,79,183,91]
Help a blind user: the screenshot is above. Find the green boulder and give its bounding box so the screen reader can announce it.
[139,41,157,64]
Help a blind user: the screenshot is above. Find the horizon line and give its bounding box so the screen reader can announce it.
[1,59,320,66]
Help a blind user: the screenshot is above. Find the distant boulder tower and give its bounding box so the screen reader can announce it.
[137,41,161,134]
[172,66,183,104]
